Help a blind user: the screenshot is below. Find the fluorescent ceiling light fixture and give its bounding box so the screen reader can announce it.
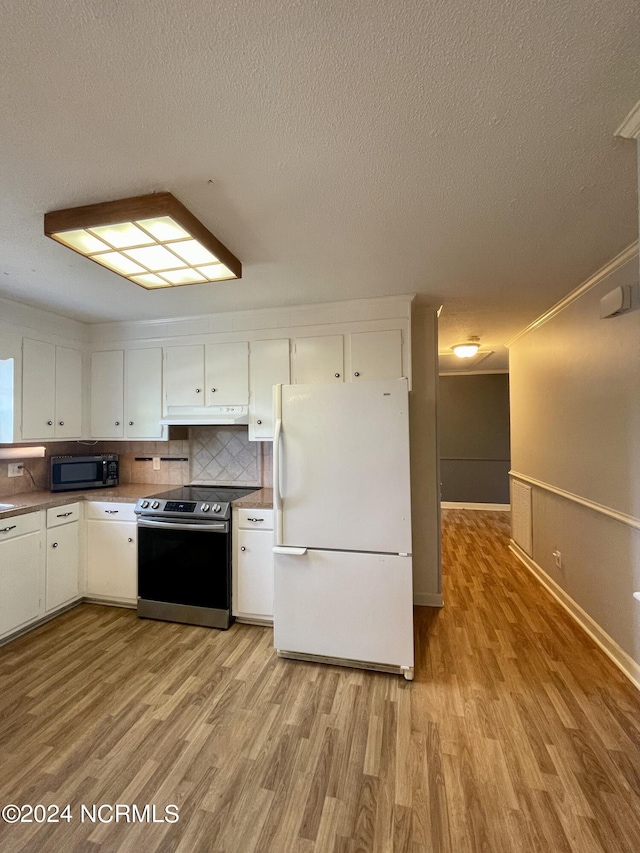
[452,336,481,358]
[44,192,242,290]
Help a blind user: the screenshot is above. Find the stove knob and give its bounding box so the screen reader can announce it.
[151,501,160,510]
[201,503,210,512]
[214,504,222,513]
[140,500,149,509]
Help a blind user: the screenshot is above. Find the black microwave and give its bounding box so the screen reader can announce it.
[50,454,119,492]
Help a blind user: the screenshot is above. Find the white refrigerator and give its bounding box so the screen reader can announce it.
[273,378,414,680]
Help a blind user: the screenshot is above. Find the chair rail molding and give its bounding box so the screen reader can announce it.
[509,471,640,531]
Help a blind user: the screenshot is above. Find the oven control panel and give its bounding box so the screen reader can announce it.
[164,501,197,512]
[134,495,233,520]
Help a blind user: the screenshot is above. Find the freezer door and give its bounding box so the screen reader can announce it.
[276,379,412,553]
[274,549,414,669]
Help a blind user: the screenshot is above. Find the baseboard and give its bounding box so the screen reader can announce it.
[0,599,82,648]
[83,596,136,610]
[509,541,640,692]
[414,593,444,607]
[442,501,510,511]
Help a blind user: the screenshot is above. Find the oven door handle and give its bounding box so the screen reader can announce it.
[137,518,229,533]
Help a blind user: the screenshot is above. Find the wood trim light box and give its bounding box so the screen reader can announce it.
[44,192,241,290]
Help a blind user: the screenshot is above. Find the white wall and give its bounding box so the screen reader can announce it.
[509,245,640,673]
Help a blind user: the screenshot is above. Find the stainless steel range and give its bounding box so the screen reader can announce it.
[135,486,259,629]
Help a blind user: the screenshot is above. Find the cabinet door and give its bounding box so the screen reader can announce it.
[46,521,79,611]
[164,345,205,408]
[126,348,163,438]
[249,339,290,441]
[205,342,249,406]
[22,338,56,440]
[348,330,403,381]
[0,531,41,637]
[86,519,137,603]
[91,350,124,438]
[292,336,344,384]
[55,345,82,438]
[236,528,274,620]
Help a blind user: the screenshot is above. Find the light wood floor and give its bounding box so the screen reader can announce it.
[1,510,640,852]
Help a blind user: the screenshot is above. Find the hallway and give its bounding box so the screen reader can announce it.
[420,509,640,852]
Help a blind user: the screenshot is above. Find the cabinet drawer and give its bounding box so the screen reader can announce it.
[236,508,274,530]
[0,511,41,541]
[85,501,137,522]
[47,503,80,528]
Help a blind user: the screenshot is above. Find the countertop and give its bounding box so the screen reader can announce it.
[0,484,273,519]
[232,488,274,509]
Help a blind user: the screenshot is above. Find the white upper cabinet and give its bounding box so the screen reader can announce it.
[91,350,124,438]
[125,348,163,439]
[164,345,205,409]
[205,342,249,406]
[91,348,163,439]
[22,339,82,440]
[348,329,404,382]
[292,335,344,384]
[249,339,290,441]
[164,343,249,412]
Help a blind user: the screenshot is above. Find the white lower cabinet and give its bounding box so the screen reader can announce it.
[45,503,80,612]
[0,512,42,638]
[85,502,137,605]
[233,508,274,623]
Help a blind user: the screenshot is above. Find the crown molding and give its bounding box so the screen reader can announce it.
[506,240,639,347]
[439,369,509,376]
[615,98,640,139]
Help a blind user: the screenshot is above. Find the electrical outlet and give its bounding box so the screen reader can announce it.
[8,463,23,478]
[552,549,562,569]
[153,456,160,471]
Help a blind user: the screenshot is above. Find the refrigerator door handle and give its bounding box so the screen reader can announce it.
[273,546,307,555]
[273,384,283,545]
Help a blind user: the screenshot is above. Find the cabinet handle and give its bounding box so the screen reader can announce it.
[115,421,120,426]
[256,419,262,425]
[129,421,134,426]
[354,372,360,377]
[52,542,58,548]
[47,420,53,426]
[128,537,133,543]
[335,373,340,378]
[248,517,264,523]
[211,388,217,393]
[56,512,73,518]
[105,510,119,514]
[241,546,246,551]
[0,525,17,533]
[59,421,64,426]
[195,388,201,393]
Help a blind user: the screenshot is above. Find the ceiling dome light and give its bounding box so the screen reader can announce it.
[452,336,481,358]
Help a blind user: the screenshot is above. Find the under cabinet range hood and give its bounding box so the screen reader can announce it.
[159,405,249,426]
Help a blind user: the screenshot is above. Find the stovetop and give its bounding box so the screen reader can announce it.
[134,485,260,521]
[151,486,260,503]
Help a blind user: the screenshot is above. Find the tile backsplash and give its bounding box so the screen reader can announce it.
[190,426,261,486]
[0,427,273,497]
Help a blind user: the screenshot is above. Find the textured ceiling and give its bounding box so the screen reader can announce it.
[0,0,639,370]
